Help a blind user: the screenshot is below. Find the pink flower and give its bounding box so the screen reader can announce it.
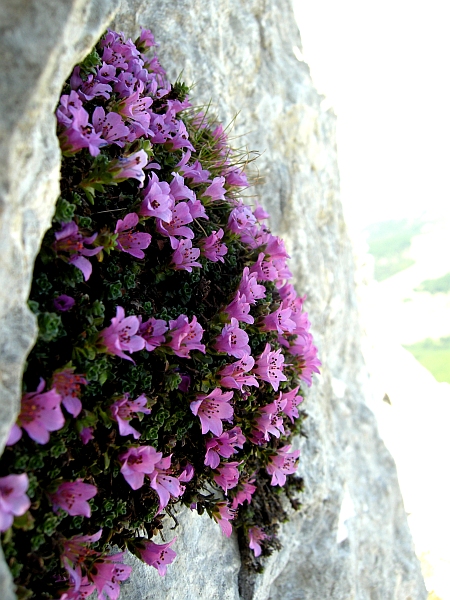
[53,294,75,312]
[202,176,226,201]
[114,212,151,258]
[249,252,278,281]
[214,318,251,359]
[52,367,87,418]
[171,239,201,272]
[109,149,148,187]
[253,343,287,391]
[179,463,195,483]
[79,426,94,445]
[15,378,64,444]
[224,291,254,324]
[253,203,270,221]
[149,455,183,510]
[212,501,235,537]
[59,577,96,599]
[251,398,287,444]
[54,221,103,281]
[238,267,266,304]
[225,168,249,188]
[262,305,296,334]
[289,334,321,386]
[213,461,241,492]
[0,473,30,532]
[62,529,102,591]
[139,173,174,222]
[204,427,245,468]
[92,106,129,145]
[199,229,228,263]
[137,538,177,576]
[230,479,256,509]
[138,317,168,351]
[165,314,205,358]
[219,354,259,391]
[119,446,162,490]
[50,479,97,517]
[156,202,194,249]
[227,203,257,234]
[110,393,151,439]
[169,172,196,202]
[248,526,267,557]
[90,554,132,600]
[190,388,234,436]
[99,306,145,362]
[266,445,301,486]
[278,386,303,422]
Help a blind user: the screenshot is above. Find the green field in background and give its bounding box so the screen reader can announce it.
[366,219,423,281]
[415,272,450,294]
[404,337,450,383]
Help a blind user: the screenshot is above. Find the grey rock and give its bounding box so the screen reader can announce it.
[0,0,426,599]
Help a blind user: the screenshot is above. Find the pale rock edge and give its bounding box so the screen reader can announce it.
[0,1,426,599]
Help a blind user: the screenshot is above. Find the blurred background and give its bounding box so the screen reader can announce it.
[292,1,450,598]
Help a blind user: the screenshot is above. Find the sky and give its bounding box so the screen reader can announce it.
[292,0,450,230]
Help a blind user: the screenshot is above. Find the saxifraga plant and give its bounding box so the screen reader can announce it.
[0,27,320,600]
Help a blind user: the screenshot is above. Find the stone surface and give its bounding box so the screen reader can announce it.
[0,0,427,599]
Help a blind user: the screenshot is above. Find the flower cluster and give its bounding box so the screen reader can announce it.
[0,27,320,598]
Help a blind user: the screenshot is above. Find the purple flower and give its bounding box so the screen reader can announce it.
[213,461,241,492]
[52,367,87,418]
[110,393,151,439]
[278,386,303,422]
[219,354,259,391]
[212,501,235,537]
[156,202,194,249]
[165,315,205,358]
[0,474,30,532]
[149,455,183,510]
[202,176,226,201]
[114,212,151,259]
[261,305,296,334]
[169,172,196,202]
[190,388,234,436]
[99,306,145,362]
[90,557,132,600]
[177,150,211,183]
[171,239,201,272]
[54,221,103,281]
[108,149,148,187]
[204,426,245,469]
[15,378,64,444]
[136,27,157,50]
[249,252,278,281]
[199,229,228,263]
[119,446,162,490]
[225,168,249,188]
[138,316,168,351]
[225,291,253,324]
[230,479,256,509]
[80,426,94,445]
[238,267,266,304]
[53,294,75,312]
[227,203,257,235]
[50,480,97,517]
[57,99,105,157]
[140,172,174,222]
[288,333,321,386]
[251,398,287,444]
[137,538,177,576]
[92,106,130,146]
[266,445,301,486]
[248,526,267,557]
[214,318,251,359]
[116,89,153,135]
[253,203,270,221]
[253,343,287,391]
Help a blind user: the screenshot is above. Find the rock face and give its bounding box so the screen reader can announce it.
[0,1,426,599]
